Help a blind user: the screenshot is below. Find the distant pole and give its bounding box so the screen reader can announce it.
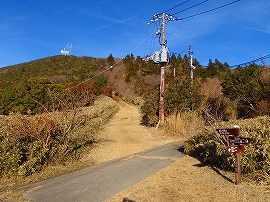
[158,13,166,127]
[188,44,195,80]
[188,44,195,110]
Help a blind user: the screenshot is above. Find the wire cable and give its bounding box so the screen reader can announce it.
[171,0,209,16]
[199,54,270,68]
[230,53,270,68]
[176,0,241,21]
[166,20,184,35]
[161,0,190,14]
[67,30,157,91]
[170,49,189,56]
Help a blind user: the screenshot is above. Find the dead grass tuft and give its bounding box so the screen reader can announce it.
[164,111,204,139]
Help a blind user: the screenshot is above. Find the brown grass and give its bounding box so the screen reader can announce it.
[164,111,204,138]
[105,155,270,202]
[0,95,119,192]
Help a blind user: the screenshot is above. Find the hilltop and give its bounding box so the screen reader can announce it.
[0,55,109,88]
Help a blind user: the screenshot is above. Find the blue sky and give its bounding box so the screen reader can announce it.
[1,0,269,68]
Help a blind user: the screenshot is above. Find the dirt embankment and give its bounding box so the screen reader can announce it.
[86,100,269,202]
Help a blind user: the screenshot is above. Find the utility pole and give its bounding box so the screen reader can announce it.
[188,44,196,80]
[188,44,196,111]
[148,13,177,127]
[158,13,166,127]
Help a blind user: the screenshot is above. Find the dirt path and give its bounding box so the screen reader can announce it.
[82,100,177,164]
[84,100,269,202]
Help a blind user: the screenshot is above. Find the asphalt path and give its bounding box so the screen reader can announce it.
[21,141,184,202]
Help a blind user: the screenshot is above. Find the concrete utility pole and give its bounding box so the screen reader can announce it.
[188,44,196,80]
[159,13,166,127]
[148,13,177,127]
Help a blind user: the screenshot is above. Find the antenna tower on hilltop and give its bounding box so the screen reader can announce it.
[61,42,72,56]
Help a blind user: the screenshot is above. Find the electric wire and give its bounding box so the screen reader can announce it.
[67,30,157,91]
[166,20,184,35]
[230,53,270,68]
[171,0,209,16]
[170,49,189,56]
[199,54,270,68]
[176,0,241,20]
[144,25,150,57]
[161,0,190,14]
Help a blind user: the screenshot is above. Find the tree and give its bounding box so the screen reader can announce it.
[164,75,202,116]
[106,54,115,66]
[221,64,263,118]
[206,59,230,78]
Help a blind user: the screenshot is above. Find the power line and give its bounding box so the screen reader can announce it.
[230,54,270,68]
[161,0,190,14]
[171,0,209,16]
[199,54,270,68]
[170,49,188,56]
[67,30,157,91]
[176,0,241,21]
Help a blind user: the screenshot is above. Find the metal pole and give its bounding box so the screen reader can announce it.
[158,13,166,127]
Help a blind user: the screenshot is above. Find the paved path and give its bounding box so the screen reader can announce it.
[21,142,184,202]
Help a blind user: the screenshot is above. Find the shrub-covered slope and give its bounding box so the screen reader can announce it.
[185,116,270,184]
[0,55,107,88]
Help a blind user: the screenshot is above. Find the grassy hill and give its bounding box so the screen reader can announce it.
[0,55,108,88]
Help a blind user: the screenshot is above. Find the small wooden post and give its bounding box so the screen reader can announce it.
[234,152,241,184]
[233,125,240,184]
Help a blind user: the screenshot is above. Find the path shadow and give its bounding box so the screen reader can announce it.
[123,197,136,202]
[177,146,185,153]
[193,163,234,184]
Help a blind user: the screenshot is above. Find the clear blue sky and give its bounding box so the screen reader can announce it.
[1,0,269,68]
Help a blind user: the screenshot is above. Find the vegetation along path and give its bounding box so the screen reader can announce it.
[19,100,181,202]
[4,99,270,201]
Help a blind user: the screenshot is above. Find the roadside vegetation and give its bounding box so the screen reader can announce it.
[0,53,269,188]
[184,116,270,184]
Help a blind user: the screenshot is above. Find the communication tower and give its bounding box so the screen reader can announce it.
[61,42,72,56]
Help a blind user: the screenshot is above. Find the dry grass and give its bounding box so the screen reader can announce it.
[105,155,270,202]
[0,95,119,193]
[164,111,204,138]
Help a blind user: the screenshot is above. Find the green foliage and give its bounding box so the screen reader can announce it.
[93,76,107,88]
[221,64,264,118]
[141,75,203,126]
[0,75,109,115]
[164,75,202,116]
[0,55,108,88]
[184,129,233,171]
[0,78,63,115]
[168,54,190,77]
[185,116,270,183]
[141,86,160,126]
[123,54,160,81]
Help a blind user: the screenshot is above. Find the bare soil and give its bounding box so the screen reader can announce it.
[82,100,177,164]
[85,100,270,202]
